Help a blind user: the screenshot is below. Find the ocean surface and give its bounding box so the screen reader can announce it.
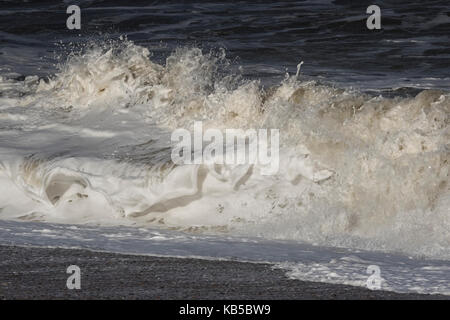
[0,0,449,295]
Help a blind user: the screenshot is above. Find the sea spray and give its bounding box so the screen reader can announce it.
[0,40,448,259]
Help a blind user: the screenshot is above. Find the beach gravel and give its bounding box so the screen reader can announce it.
[0,245,447,300]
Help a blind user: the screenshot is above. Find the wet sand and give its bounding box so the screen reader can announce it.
[0,245,447,300]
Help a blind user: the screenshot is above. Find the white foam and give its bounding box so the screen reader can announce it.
[0,40,448,262]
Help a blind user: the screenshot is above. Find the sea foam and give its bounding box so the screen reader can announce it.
[0,40,448,259]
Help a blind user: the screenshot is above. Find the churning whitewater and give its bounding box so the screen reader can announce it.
[0,40,448,260]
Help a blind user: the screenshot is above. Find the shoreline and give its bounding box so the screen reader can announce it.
[0,245,447,300]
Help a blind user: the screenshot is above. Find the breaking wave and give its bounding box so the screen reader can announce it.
[0,40,448,259]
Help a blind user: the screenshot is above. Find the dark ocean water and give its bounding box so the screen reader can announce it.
[0,0,449,91]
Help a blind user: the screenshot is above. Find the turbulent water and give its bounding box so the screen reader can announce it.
[0,1,449,295]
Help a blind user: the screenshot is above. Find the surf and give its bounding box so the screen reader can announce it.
[0,39,448,260]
